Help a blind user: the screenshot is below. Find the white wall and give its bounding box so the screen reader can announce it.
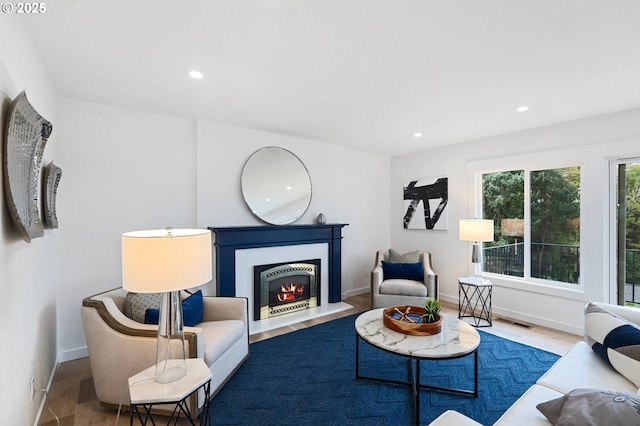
[195,122,391,298]
[391,108,640,335]
[0,15,59,426]
[56,99,197,360]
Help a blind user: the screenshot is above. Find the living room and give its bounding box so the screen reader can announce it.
[2,2,640,425]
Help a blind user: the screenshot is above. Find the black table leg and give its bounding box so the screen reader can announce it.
[414,359,421,426]
[355,333,360,379]
[199,379,212,425]
[474,350,479,397]
[355,332,478,426]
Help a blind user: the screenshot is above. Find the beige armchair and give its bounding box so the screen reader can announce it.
[371,250,438,309]
[81,288,249,415]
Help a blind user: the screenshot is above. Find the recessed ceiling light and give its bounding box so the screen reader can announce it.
[265,198,270,202]
[286,186,292,191]
[189,70,203,79]
[516,106,529,112]
[414,132,423,138]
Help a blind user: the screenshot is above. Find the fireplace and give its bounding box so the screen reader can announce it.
[211,225,350,334]
[254,259,321,320]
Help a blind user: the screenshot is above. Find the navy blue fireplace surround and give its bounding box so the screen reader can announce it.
[209,224,348,303]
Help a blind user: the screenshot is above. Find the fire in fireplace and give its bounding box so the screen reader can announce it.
[254,259,321,320]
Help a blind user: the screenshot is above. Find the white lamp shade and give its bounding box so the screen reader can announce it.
[122,229,212,293]
[459,219,494,242]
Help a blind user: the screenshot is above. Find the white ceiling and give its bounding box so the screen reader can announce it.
[23,0,640,156]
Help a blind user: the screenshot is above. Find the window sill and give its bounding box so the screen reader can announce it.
[482,273,588,301]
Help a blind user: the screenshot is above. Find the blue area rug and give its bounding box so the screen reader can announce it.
[210,314,559,425]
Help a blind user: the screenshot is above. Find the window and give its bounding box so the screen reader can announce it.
[614,160,640,306]
[481,166,581,285]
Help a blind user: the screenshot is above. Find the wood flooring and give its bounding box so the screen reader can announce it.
[38,293,581,425]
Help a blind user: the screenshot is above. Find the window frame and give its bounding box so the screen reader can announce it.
[470,159,585,297]
[608,156,640,306]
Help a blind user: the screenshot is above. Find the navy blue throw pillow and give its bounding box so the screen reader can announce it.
[144,290,204,327]
[144,308,159,325]
[381,261,424,281]
[182,290,203,326]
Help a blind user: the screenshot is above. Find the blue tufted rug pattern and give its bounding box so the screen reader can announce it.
[210,314,559,425]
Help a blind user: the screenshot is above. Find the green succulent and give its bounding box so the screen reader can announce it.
[422,298,441,323]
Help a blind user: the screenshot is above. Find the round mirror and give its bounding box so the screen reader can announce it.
[241,147,312,225]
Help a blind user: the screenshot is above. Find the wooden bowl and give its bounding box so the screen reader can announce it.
[382,305,443,335]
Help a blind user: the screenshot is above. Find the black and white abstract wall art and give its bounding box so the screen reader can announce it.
[403,176,449,230]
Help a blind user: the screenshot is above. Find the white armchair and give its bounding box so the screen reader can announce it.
[371,249,438,309]
[81,288,249,415]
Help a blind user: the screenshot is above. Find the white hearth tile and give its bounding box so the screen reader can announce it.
[249,302,353,335]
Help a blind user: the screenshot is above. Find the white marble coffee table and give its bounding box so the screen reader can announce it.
[355,309,481,425]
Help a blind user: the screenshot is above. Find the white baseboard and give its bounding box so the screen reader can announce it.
[33,354,60,426]
[59,346,89,363]
[345,286,369,299]
[438,293,583,336]
[492,306,583,336]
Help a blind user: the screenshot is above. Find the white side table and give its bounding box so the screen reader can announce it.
[129,358,212,425]
[458,276,493,327]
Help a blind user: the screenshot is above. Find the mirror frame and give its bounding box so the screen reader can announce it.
[240,147,312,225]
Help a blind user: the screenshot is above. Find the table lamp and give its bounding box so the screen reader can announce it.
[459,219,494,277]
[122,228,212,383]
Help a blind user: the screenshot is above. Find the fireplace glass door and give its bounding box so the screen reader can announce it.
[254,259,321,320]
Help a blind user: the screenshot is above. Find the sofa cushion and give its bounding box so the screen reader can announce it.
[381,261,423,281]
[428,410,483,426]
[379,279,428,297]
[199,320,246,367]
[388,248,420,263]
[584,302,640,388]
[536,388,640,425]
[536,341,638,395]
[494,384,562,426]
[124,292,162,323]
[144,290,204,327]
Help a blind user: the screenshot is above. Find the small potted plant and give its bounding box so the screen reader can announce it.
[420,298,443,334]
[422,298,441,323]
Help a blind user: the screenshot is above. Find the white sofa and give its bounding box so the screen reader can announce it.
[81,288,249,415]
[430,302,640,425]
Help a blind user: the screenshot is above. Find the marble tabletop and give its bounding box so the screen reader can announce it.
[355,308,480,359]
[128,358,212,404]
[458,276,493,287]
